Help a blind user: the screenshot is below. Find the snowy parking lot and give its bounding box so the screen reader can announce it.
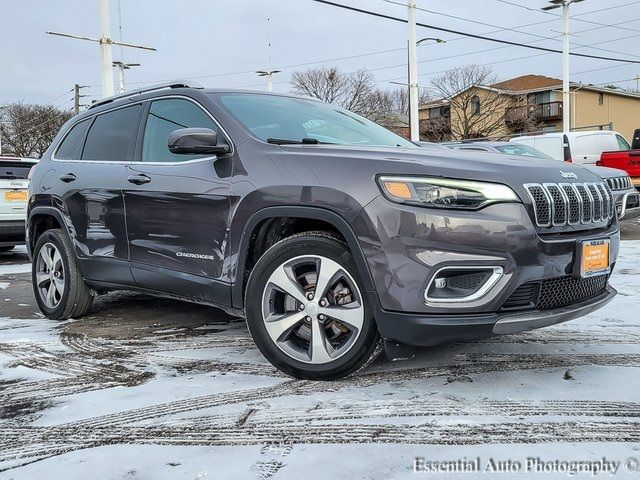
[1,239,639,479]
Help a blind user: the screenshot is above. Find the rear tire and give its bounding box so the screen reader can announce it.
[32,229,93,320]
[245,231,381,380]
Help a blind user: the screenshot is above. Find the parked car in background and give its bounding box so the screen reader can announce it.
[510,131,630,165]
[444,141,640,220]
[598,149,640,191]
[1,156,37,251]
[412,141,450,150]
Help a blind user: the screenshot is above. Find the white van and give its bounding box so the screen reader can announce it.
[509,131,631,165]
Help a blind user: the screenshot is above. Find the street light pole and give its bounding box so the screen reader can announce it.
[113,61,141,93]
[561,2,570,134]
[407,1,419,141]
[255,70,281,92]
[406,36,445,141]
[542,0,585,134]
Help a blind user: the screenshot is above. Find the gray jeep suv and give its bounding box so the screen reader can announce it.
[27,82,619,379]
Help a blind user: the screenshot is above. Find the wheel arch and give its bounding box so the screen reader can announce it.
[232,206,375,309]
[27,207,70,259]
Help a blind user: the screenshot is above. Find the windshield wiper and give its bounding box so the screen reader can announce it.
[266,137,329,145]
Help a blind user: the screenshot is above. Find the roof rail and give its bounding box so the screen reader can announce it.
[88,80,203,110]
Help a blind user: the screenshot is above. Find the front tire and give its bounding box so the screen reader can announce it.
[245,232,381,380]
[32,229,93,320]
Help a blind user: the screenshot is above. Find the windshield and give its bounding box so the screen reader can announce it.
[495,144,555,160]
[213,93,416,148]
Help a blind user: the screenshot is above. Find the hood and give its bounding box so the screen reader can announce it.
[279,144,603,187]
[584,165,629,180]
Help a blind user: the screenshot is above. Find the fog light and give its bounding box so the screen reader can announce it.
[425,266,503,304]
[434,277,447,289]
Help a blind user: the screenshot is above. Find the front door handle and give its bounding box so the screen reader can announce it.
[127,174,151,185]
[59,173,76,183]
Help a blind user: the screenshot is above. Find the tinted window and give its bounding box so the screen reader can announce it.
[0,160,34,179]
[82,105,142,161]
[56,119,90,160]
[142,99,219,163]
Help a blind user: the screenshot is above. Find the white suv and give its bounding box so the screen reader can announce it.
[1,157,36,251]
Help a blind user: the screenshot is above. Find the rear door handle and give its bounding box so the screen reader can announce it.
[127,174,151,185]
[59,173,76,183]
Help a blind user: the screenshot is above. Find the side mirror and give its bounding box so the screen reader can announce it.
[167,128,230,155]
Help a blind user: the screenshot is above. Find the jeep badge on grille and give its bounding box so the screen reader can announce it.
[560,171,578,179]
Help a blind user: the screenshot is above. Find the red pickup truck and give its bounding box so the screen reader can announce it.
[597,129,640,189]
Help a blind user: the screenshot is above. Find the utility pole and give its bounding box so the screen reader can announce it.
[46,0,156,99]
[99,0,115,97]
[74,84,81,115]
[407,1,419,141]
[542,0,586,134]
[73,84,89,114]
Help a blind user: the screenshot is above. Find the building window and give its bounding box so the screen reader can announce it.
[471,95,481,115]
[598,92,604,106]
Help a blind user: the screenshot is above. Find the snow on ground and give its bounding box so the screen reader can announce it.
[0,243,639,479]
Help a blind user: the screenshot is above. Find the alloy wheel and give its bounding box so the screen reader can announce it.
[261,254,364,364]
[35,242,65,309]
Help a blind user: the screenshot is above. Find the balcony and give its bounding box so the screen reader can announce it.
[505,101,563,124]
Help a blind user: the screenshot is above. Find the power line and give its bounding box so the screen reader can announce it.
[383,0,640,60]
[309,0,640,64]
[496,0,640,33]
[98,3,640,92]
[125,46,412,87]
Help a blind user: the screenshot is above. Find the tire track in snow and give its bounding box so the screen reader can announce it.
[167,398,640,428]
[2,421,638,454]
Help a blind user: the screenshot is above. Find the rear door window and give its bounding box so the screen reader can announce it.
[55,119,90,160]
[81,104,142,161]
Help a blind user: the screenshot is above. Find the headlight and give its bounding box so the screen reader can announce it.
[378,176,519,210]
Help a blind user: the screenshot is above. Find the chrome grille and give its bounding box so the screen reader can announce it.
[606,176,632,191]
[524,182,614,227]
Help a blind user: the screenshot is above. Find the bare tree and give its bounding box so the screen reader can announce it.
[0,103,72,158]
[420,114,452,142]
[430,65,525,140]
[291,67,430,122]
[371,88,431,117]
[291,68,377,116]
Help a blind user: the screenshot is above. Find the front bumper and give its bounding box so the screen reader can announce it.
[0,220,26,246]
[373,285,616,346]
[354,196,620,344]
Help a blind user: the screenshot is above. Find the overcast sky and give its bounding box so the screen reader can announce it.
[2,0,639,109]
